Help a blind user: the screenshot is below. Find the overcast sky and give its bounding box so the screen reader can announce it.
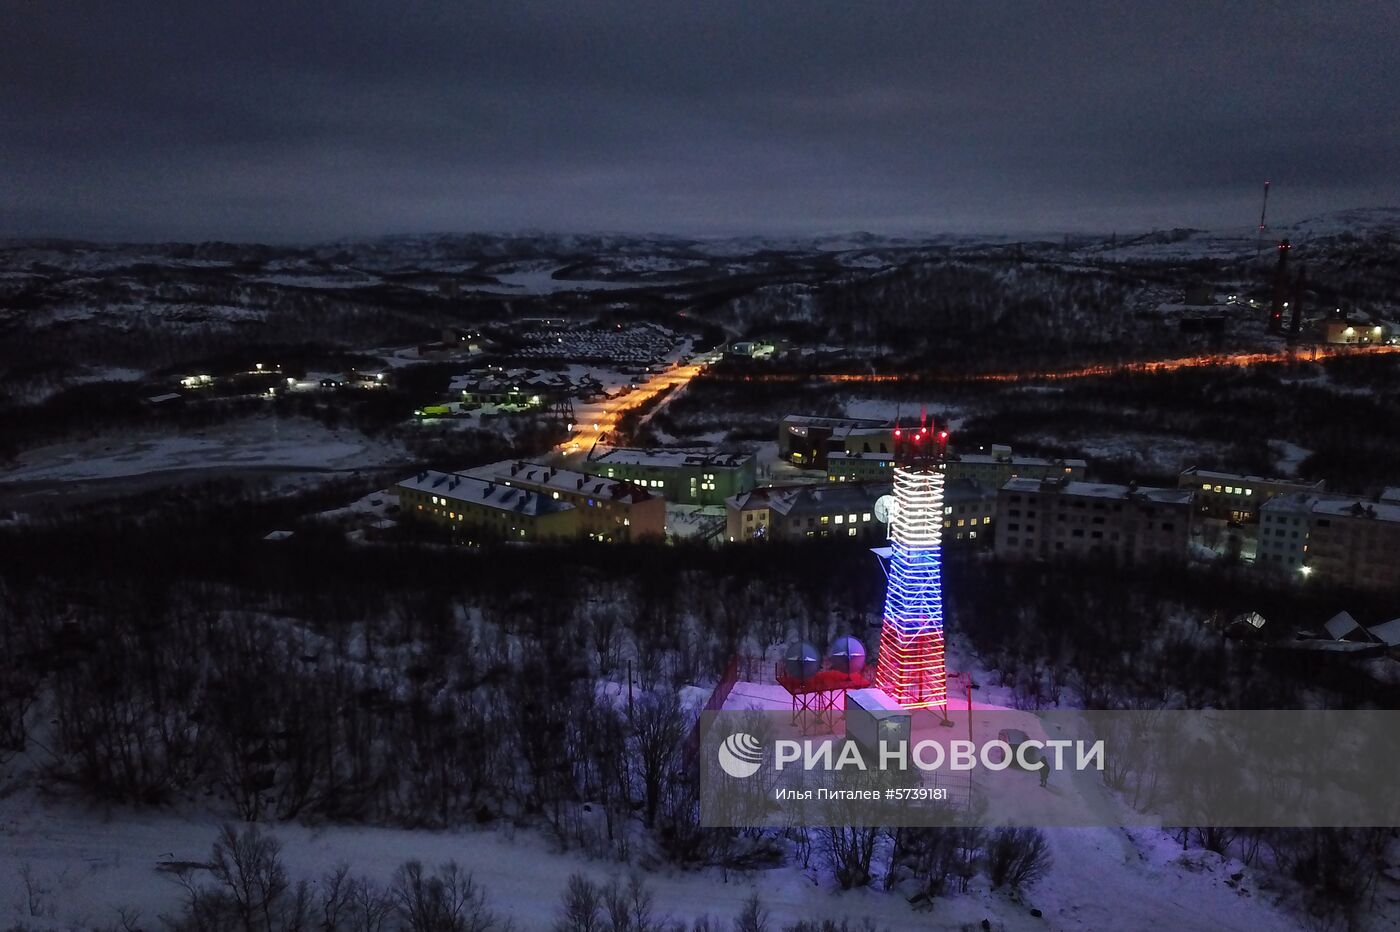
[3,2,1397,242]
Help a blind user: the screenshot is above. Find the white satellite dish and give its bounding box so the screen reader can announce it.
[874,494,897,524]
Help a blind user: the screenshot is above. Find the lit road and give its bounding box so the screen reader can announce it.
[551,357,710,465]
[731,343,1400,386]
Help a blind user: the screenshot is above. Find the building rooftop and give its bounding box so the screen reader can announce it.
[953,451,1088,469]
[396,470,575,517]
[727,481,888,516]
[1002,477,1193,505]
[1261,490,1338,516]
[589,445,754,469]
[827,450,894,462]
[465,459,655,504]
[1180,467,1325,490]
[1310,498,1400,524]
[781,414,892,430]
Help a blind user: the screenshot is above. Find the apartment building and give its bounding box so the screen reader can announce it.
[943,444,1087,489]
[1179,467,1326,524]
[584,445,756,506]
[464,460,666,542]
[396,470,578,541]
[994,478,1194,563]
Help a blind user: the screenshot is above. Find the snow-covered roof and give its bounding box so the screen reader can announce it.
[1366,618,1400,647]
[1261,491,1334,516]
[954,452,1088,469]
[589,445,753,470]
[396,470,574,517]
[827,451,894,462]
[1310,498,1400,524]
[1001,478,1192,505]
[1180,467,1324,490]
[1323,611,1362,640]
[727,481,888,516]
[466,459,656,504]
[782,414,892,432]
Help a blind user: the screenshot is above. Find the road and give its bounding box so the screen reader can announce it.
[732,342,1400,386]
[551,356,711,466]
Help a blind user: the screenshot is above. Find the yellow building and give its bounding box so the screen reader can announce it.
[1179,468,1325,524]
[465,460,666,542]
[396,470,579,542]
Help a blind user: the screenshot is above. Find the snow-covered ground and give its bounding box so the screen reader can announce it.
[0,783,1302,931]
[1022,432,1229,478]
[0,417,406,483]
[712,684,1301,932]
[464,265,675,295]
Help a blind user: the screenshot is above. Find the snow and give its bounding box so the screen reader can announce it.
[0,785,1306,931]
[464,266,673,295]
[0,417,405,483]
[1268,440,1312,477]
[715,683,1302,931]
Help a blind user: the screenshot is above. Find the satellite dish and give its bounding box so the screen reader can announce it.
[783,641,821,681]
[827,636,867,675]
[874,494,897,524]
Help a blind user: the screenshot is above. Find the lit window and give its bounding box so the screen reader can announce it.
[862,512,871,522]
[834,515,844,525]
[847,513,857,523]
[1201,484,1210,491]
[983,517,991,524]
[848,527,856,536]
[970,530,978,539]
[820,516,829,525]
[956,519,965,527]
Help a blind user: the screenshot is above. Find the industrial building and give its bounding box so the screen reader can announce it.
[994,478,1194,563]
[584,445,756,506]
[463,460,666,542]
[725,482,887,542]
[778,415,895,469]
[942,444,1087,489]
[396,470,578,541]
[1179,468,1326,524]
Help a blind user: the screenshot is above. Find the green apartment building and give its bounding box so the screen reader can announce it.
[583,445,757,506]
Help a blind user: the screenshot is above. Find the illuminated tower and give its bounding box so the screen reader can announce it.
[874,418,948,709]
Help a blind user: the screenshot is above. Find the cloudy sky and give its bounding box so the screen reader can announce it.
[3,2,1397,241]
